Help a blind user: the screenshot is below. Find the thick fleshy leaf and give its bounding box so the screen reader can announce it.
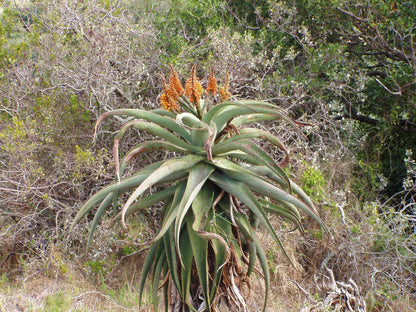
[179,227,194,307]
[257,197,303,231]
[174,163,215,264]
[119,184,178,219]
[203,101,296,133]
[254,236,270,312]
[248,165,314,208]
[139,240,164,306]
[176,113,215,153]
[239,127,289,156]
[246,240,257,277]
[94,109,191,142]
[87,192,113,248]
[209,171,292,264]
[187,214,210,311]
[209,213,230,303]
[212,157,324,229]
[71,161,165,228]
[153,181,187,242]
[203,100,288,123]
[232,113,281,127]
[164,225,182,295]
[191,185,214,232]
[152,249,166,311]
[121,155,205,228]
[212,141,290,189]
[119,140,189,175]
[233,213,269,312]
[114,120,202,154]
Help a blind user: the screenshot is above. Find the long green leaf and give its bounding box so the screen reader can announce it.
[203,100,289,124]
[118,184,178,219]
[212,141,290,189]
[248,165,314,208]
[139,240,163,306]
[87,192,113,249]
[254,237,270,312]
[95,109,191,142]
[212,157,325,229]
[257,197,303,231]
[204,101,296,133]
[209,171,292,265]
[119,140,189,174]
[187,215,210,311]
[233,213,269,312]
[163,225,182,296]
[208,212,231,303]
[115,120,202,153]
[179,227,194,308]
[152,249,166,312]
[121,155,205,228]
[153,181,186,242]
[232,113,281,127]
[71,161,165,228]
[174,163,215,264]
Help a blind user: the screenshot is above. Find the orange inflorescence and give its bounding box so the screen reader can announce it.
[159,75,180,112]
[169,64,184,96]
[184,64,203,104]
[219,70,231,101]
[206,69,217,95]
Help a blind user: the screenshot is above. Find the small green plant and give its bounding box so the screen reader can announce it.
[301,160,326,202]
[44,292,70,312]
[72,64,326,311]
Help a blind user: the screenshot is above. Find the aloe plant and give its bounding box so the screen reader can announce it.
[71,64,326,311]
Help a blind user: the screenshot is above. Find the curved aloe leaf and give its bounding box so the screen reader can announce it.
[212,139,290,185]
[204,101,297,133]
[187,214,210,311]
[217,160,326,230]
[71,161,165,228]
[121,155,205,228]
[177,113,211,147]
[139,240,164,306]
[232,113,281,127]
[118,184,178,219]
[152,249,166,311]
[174,163,215,264]
[179,227,194,307]
[87,192,113,248]
[209,171,292,265]
[95,109,191,142]
[153,181,187,242]
[115,120,202,154]
[164,225,182,296]
[233,212,269,312]
[120,140,189,173]
[257,197,303,231]
[254,237,270,312]
[247,165,314,208]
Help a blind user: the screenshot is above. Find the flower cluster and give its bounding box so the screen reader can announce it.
[184,64,203,104]
[218,70,230,101]
[159,64,231,113]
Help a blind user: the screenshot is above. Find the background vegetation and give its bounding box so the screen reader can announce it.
[0,0,415,311]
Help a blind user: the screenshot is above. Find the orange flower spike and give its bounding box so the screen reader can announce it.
[159,75,180,112]
[206,68,217,95]
[169,64,184,96]
[219,70,231,101]
[184,64,203,104]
